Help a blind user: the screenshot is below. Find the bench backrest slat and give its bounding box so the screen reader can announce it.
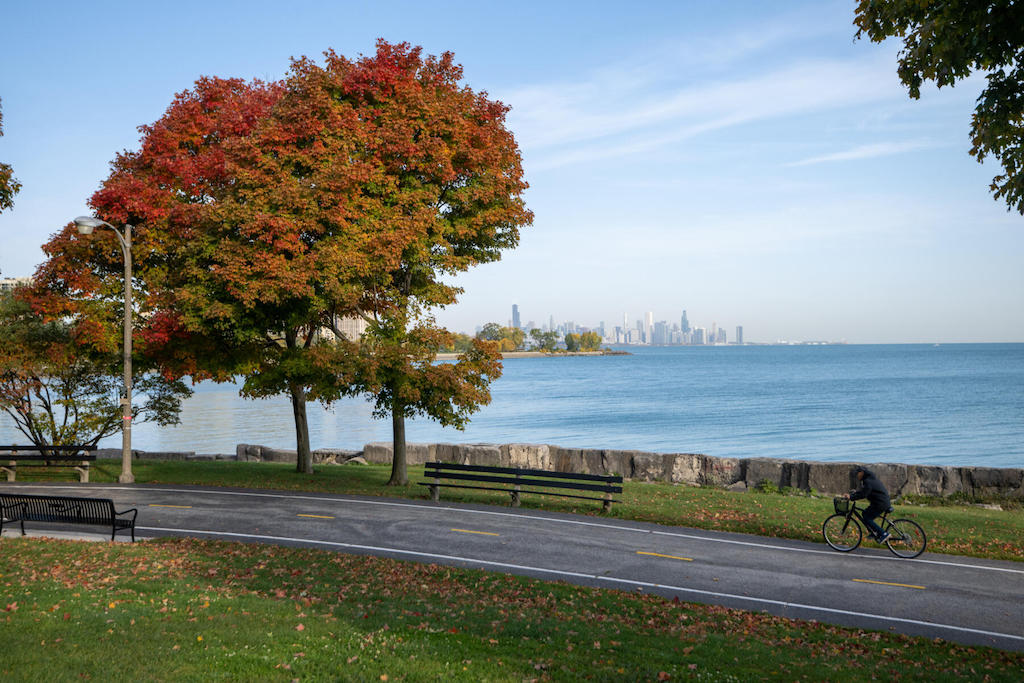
[1,493,115,524]
[425,461,623,484]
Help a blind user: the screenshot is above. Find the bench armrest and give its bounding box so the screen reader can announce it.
[115,508,138,523]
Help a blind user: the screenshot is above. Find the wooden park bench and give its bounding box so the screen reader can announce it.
[0,445,97,482]
[420,461,623,512]
[0,492,137,541]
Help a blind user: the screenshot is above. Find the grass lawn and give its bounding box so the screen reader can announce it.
[66,458,1024,562]
[2,536,1022,681]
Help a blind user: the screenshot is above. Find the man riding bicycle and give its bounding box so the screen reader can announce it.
[843,466,891,543]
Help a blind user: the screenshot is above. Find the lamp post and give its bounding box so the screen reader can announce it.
[74,216,134,484]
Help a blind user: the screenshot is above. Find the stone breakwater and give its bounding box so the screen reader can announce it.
[103,443,1024,499]
[358,442,1024,500]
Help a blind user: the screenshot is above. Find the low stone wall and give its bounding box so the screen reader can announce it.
[102,442,1023,499]
[361,442,1024,499]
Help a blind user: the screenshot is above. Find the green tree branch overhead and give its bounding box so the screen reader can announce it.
[854,0,1024,214]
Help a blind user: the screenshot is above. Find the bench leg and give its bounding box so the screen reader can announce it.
[1,464,14,482]
[429,483,439,502]
[76,465,90,483]
[510,490,520,508]
[602,499,612,513]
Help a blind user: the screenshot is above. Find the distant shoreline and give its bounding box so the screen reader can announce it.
[435,350,630,360]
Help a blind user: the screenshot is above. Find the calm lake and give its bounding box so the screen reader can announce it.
[2,344,1021,468]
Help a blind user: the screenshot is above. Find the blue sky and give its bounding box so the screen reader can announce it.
[1,0,1021,343]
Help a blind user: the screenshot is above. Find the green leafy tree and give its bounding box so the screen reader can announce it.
[0,288,190,452]
[477,323,526,351]
[529,328,561,352]
[0,98,21,213]
[356,317,502,485]
[564,332,580,352]
[855,0,1024,214]
[580,331,602,351]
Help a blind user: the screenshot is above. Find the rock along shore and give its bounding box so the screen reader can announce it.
[101,443,1023,500]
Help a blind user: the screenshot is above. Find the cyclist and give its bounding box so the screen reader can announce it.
[843,466,891,543]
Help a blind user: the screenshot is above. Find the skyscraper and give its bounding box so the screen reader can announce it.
[645,311,653,345]
[735,326,744,345]
[681,310,690,334]
[512,304,521,330]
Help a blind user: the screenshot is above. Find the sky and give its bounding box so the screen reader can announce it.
[1,0,1022,344]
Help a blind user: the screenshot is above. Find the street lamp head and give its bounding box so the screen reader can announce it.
[73,215,103,235]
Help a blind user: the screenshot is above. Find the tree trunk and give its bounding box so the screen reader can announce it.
[387,404,407,486]
[289,383,314,474]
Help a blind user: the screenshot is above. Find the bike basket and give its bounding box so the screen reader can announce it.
[833,497,853,514]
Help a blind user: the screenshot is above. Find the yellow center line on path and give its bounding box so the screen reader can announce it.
[148,504,192,509]
[297,514,335,519]
[637,551,694,562]
[853,578,926,590]
[452,528,499,536]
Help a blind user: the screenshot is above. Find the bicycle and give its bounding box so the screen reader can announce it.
[822,497,927,558]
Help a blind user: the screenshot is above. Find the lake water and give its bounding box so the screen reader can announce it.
[2,344,1022,468]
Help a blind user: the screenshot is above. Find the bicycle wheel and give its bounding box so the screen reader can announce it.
[823,514,862,551]
[885,519,927,558]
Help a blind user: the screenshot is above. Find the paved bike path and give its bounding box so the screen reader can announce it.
[3,482,1022,652]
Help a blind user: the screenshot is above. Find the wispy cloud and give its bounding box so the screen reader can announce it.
[786,141,934,167]
[495,15,905,174]
[501,50,906,172]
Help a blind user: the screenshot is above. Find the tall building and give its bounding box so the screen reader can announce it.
[653,320,669,345]
[644,311,653,345]
[681,310,690,334]
[735,326,744,345]
[512,304,521,329]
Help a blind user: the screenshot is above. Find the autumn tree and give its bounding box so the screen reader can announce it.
[30,77,352,471]
[0,98,21,213]
[281,42,532,485]
[855,0,1024,214]
[0,287,190,451]
[34,42,529,479]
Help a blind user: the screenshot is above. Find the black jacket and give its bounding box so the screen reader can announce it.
[850,467,890,509]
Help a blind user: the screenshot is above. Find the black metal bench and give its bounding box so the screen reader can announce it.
[0,445,97,482]
[420,462,623,512]
[0,493,137,541]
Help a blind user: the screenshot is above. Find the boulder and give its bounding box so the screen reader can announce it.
[668,453,703,485]
[903,465,945,496]
[807,462,858,495]
[362,442,393,464]
[259,447,296,463]
[312,448,360,465]
[630,451,664,481]
[744,458,785,490]
[701,456,742,487]
[458,443,503,467]
[505,443,551,470]
[967,467,1024,498]
[598,450,634,477]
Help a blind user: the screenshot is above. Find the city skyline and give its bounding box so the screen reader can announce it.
[1,2,1022,344]
[488,303,749,345]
